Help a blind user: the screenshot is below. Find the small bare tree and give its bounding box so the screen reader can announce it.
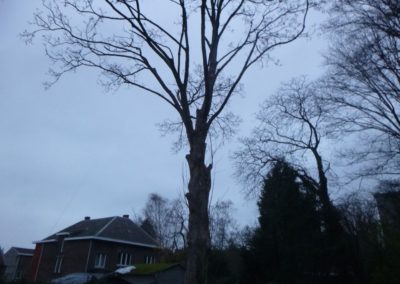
[168,198,189,250]
[337,193,379,239]
[322,0,400,177]
[24,1,312,282]
[141,193,188,251]
[209,200,237,250]
[142,193,172,249]
[336,192,381,282]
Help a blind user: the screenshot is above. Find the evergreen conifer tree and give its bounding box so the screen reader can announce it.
[243,160,323,284]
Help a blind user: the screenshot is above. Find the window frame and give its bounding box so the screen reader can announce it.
[145,256,154,264]
[54,256,63,274]
[94,253,107,269]
[117,252,132,266]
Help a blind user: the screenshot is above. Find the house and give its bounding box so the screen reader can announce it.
[29,215,159,283]
[3,247,34,281]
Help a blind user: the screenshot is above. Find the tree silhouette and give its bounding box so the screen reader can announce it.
[243,160,323,284]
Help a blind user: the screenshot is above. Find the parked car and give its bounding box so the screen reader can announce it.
[50,273,94,284]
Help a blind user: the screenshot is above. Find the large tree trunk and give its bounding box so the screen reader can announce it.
[312,149,341,234]
[313,150,357,279]
[184,138,212,284]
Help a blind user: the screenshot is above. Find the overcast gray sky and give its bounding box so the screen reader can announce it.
[0,0,327,251]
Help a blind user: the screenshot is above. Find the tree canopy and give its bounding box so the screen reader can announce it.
[322,0,400,177]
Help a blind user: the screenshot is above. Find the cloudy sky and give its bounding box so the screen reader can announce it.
[0,0,327,251]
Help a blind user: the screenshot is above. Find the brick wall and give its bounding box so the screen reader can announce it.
[34,240,90,283]
[88,240,158,273]
[33,239,159,283]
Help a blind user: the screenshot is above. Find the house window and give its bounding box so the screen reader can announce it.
[117,252,132,266]
[145,256,154,264]
[54,256,63,274]
[94,253,107,268]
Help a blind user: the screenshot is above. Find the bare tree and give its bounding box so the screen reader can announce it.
[24,1,312,282]
[337,193,379,238]
[141,193,188,251]
[142,193,171,248]
[377,179,400,193]
[336,192,381,282]
[168,198,189,250]
[234,78,365,275]
[234,77,343,238]
[209,200,237,250]
[142,193,239,251]
[321,0,400,177]
[142,193,241,251]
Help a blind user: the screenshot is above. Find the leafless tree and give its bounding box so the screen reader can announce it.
[321,0,400,177]
[24,1,312,282]
[142,193,172,249]
[168,197,189,250]
[209,200,237,250]
[234,77,343,236]
[337,193,379,238]
[142,193,238,251]
[141,193,188,251]
[377,179,400,193]
[336,192,381,281]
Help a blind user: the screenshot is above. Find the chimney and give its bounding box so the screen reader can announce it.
[84,216,91,221]
[122,214,129,218]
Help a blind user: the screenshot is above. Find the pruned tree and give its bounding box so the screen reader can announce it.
[24,1,312,282]
[321,0,400,177]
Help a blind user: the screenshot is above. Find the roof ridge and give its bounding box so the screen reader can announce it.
[95,216,117,236]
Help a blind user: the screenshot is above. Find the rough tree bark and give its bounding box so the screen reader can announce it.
[312,148,341,235]
[186,135,212,283]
